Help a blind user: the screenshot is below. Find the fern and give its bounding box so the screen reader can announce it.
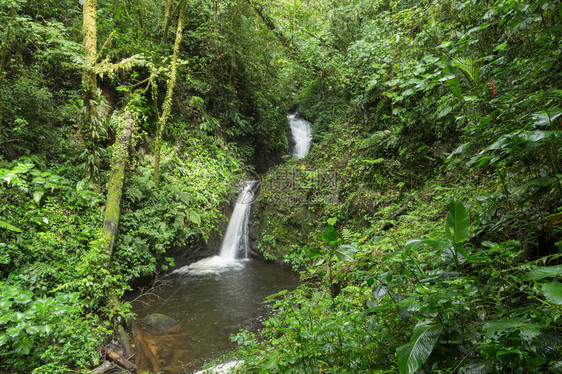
[452,57,478,82]
[188,210,201,226]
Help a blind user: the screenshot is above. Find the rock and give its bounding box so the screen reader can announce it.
[142,313,178,330]
[249,226,258,241]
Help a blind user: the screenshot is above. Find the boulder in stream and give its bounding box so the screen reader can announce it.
[142,313,178,330]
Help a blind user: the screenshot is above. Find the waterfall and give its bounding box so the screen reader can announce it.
[288,112,312,159]
[182,180,257,272]
[218,180,256,259]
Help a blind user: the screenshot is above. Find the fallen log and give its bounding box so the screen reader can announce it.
[105,344,138,372]
[380,204,410,232]
[102,108,136,266]
[91,360,114,374]
[118,324,133,358]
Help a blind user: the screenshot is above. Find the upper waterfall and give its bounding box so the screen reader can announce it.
[288,113,312,159]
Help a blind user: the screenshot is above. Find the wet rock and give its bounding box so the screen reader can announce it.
[142,313,178,330]
[249,226,258,241]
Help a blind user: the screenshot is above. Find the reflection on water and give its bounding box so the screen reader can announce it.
[133,260,299,373]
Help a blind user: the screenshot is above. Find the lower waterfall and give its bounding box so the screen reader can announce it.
[183,180,257,271]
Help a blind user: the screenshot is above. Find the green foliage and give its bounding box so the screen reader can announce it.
[239,194,562,373]
[113,137,244,280]
[0,282,108,373]
[234,285,391,374]
[0,136,246,369]
[0,159,123,370]
[240,0,562,372]
[79,88,109,190]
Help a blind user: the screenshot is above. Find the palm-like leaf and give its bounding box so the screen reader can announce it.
[446,198,469,244]
[397,322,443,374]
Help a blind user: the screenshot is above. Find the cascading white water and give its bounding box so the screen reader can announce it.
[181,180,257,272]
[218,181,256,259]
[288,113,312,159]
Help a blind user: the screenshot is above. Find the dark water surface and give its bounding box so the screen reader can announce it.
[132,260,299,373]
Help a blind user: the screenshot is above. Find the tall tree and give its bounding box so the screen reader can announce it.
[82,0,103,192]
[153,0,187,188]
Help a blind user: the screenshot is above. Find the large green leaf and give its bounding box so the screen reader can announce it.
[397,322,443,374]
[12,336,33,355]
[484,318,540,341]
[33,189,45,204]
[188,210,201,226]
[334,245,356,262]
[542,282,562,305]
[445,199,469,244]
[403,238,445,252]
[511,176,559,198]
[452,57,478,81]
[471,130,561,166]
[531,108,562,128]
[321,225,338,245]
[307,246,322,259]
[372,283,388,298]
[523,265,562,281]
[441,246,467,265]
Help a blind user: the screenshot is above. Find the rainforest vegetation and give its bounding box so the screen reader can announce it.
[0,0,561,372]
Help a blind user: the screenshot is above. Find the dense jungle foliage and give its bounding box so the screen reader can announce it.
[0,0,560,373]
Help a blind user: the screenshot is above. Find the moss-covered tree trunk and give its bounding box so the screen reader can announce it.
[82,0,101,192]
[153,0,186,188]
[103,109,135,266]
[161,0,174,43]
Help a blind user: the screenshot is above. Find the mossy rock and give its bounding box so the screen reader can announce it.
[142,313,178,330]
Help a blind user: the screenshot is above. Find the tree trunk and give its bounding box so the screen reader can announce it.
[0,7,15,141]
[102,109,135,266]
[153,0,186,188]
[162,0,174,43]
[82,0,101,192]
